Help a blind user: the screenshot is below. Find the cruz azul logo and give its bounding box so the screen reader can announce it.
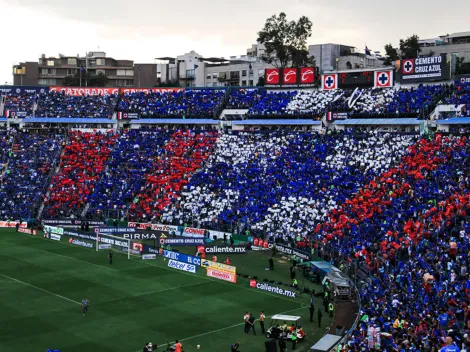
[265,69,280,85]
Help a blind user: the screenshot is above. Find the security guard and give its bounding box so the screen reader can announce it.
[328,302,334,317]
[260,311,266,334]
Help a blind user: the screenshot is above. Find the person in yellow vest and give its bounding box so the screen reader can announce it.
[328,302,334,317]
[212,255,217,262]
[260,311,266,334]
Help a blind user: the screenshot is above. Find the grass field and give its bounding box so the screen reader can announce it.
[0,228,331,352]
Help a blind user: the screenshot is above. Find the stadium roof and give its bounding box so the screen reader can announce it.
[132,119,218,125]
[23,118,116,124]
[201,57,229,63]
[436,117,470,125]
[333,118,423,126]
[232,119,321,126]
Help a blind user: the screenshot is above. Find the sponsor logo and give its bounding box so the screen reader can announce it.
[201,246,247,254]
[98,244,112,250]
[142,254,157,260]
[265,69,280,84]
[18,227,37,236]
[182,227,205,237]
[97,227,137,234]
[300,68,315,84]
[164,238,205,246]
[98,236,129,248]
[63,230,96,241]
[122,233,161,240]
[50,234,61,241]
[323,74,337,90]
[0,221,27,228]
[283,68,297,84]
[250,280,296,298]
[252,240,310,261]
[201,259,236,274]
[207,268,236,283]
[69,238,94,249]
[127,222,178,233]
[44,225,64,235]
[168,259,197,273]
[163,250,201,266]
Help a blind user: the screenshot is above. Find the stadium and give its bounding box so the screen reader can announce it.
[1,7,470,352]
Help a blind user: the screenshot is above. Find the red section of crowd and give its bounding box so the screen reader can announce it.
[319,135,459,242]
[129,130,218,220]
[43,131,118,218]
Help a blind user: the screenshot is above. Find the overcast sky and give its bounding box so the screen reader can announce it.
[1,0,469,84]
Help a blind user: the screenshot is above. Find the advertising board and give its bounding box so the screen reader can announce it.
[206,268,236,283]
[167,259,197,273]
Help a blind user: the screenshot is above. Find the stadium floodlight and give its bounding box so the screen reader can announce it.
[95,233,138,259]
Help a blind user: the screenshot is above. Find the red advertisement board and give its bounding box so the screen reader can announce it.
[265,68,280,85]
[300,67,315,84]
[49,86,184,96]
[283,68,297,85]
[206,268,237,283]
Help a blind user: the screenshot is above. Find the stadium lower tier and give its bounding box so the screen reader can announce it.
[0,128,468,350]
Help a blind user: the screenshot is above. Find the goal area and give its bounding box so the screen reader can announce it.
[95,233,141,259]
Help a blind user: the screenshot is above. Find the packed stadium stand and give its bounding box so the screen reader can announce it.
[0,79,469,351]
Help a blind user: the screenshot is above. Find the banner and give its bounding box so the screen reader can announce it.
[168,259,197,273]
[200,259,236,274]
[120,88,184,94]
[374,70,393,88]
[128,222,179,233]
[250,280,296,298]
[252,239,311,261]
[117,112,139,120]
[97,235,129,248]
[63,229,96,241]
[163,250,201,266]
[265,67,316,87]
[164,237,205,246]
[322,74,338,90]
[49,86,120,96]
[199,245,247,254]
[141,244,160,255]
[44,225,64,235]
[122,233,162,240]
[181,227,206,238]
[0,86,49,95]
[4,111,28,118]
[0,221,27,228]
[326,112,348,121]
[456,74,470,84]
[367,326,381,349]
[98,243,112,250]
[398,55,450,83]
[42,219,105,226]
[97,227,137,234]
[68,238,94,249]
[206,268,236,283]
[50,234,62,241]
[142,254,157,260]
[18,227,37,236]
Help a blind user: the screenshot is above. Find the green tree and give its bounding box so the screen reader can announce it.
[399,34,421,59]
[63,71,109,87]
[383,44,399,66]
[257,12,315,69]
[256,76,266,86]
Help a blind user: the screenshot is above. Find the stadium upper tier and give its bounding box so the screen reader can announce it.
[2,82,470,119]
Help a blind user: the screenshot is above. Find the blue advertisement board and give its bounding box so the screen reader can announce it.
[164,237,205,246]
[0,86,49,95]
[163,250,201,266]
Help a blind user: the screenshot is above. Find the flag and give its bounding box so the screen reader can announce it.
[365,46,372,56]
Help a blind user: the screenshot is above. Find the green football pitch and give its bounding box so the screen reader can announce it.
[0,229,331,352]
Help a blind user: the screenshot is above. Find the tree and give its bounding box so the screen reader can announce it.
[257,12,315,69]
[63,71,109,87]
[399,34,421,59]
[256,76,266,86]
[456,57,470,75]
[383,44,399,66]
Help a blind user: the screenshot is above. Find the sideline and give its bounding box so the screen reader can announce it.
[133,305,309,352]
[0,272,80,305]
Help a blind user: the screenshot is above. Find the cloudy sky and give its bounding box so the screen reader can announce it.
[1,0,469,84]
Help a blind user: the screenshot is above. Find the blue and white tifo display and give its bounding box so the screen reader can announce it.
[167,259,197,273]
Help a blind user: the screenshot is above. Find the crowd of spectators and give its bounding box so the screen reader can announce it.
[35,91,119,118]
[88,129,172,219]
[3,93,37,116]
[0,131,63,220]
[43,130,118,218]
[128,129,218,220]
[116,90,225,118]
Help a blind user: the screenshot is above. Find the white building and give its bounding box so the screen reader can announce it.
[419,31,470,62]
